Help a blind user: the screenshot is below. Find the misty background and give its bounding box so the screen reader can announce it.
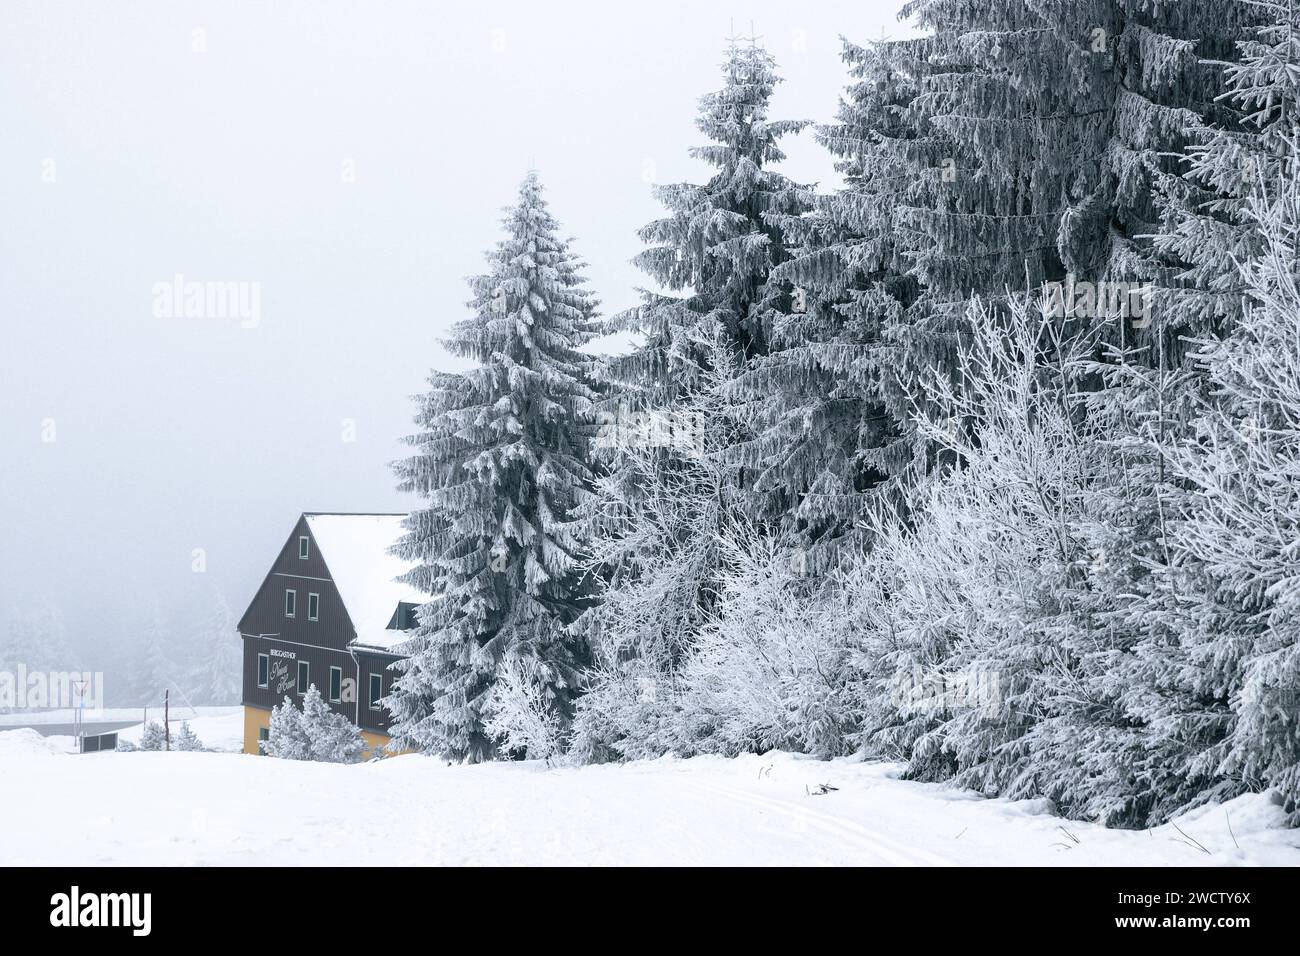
[0,0,917,706]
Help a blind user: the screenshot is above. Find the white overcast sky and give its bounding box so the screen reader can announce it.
[0,0,917,654]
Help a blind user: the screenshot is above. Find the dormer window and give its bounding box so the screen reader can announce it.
[298,535,310,560]
[388,601,420,630]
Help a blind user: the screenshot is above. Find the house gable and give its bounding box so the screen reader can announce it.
[237,515,358,650]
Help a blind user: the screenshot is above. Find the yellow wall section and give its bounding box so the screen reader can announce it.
[242,704,394,757]
[361,729,396,757]
[242,705,271,755]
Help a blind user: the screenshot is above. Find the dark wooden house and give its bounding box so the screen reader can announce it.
[239,512,428,755]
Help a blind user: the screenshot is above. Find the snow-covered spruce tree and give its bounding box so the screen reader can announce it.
[725,39,923,562]
[1026,6,1300,825]
[572,40,810,760]
[727,1,1146,560]
[298,685,367,763]
[867,2,1264,362]
[603,38,809,390]
[264,687,366,763]
[1153,3,1299,339]
[389,171,599,762]
[1160,167,1300,825]
[890,1,1110,299]
[1048,347,1229,827]
[595,37,810,533]
[1104,1,1268,299]
[1068,6,1300,826]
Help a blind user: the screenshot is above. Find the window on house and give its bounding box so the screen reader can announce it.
[257,654,269,688]
[308,592,320,621]
[257,727,269,751]
[296,660,309,694]
[368,673,383,710]
[329,666,342,702]
[285,589,296,618]
[298,535,309,560]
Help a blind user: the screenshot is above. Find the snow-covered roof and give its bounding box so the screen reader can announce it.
[303,513,429,654]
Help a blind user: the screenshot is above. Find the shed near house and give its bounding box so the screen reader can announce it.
[238,512,429,755]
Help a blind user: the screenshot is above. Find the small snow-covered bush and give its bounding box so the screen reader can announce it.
[263,686,366,763]
[570,659,694,763]
[483,657,567,761]
[138,721,167,751]
[173,721,204,751]
[677,526,861,758]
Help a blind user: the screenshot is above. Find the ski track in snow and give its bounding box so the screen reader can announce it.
[685,779,956,866]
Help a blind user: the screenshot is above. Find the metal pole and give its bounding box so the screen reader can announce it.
[72,679,87,753]
[164,689,170,751]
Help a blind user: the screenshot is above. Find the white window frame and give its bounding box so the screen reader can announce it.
[308,592,320,622]
[284,589,296,618]
[368,673,383,710]
[257,653,269,688]
[328,666,342,702]
[296,660,309,694]
[298,535,310,560]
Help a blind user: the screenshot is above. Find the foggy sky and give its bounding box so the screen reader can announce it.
[0,1,916,666]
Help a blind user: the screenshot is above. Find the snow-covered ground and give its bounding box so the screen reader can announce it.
[1,729,1296,866]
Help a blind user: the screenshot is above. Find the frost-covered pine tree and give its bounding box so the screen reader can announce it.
[389,171,599,762]
[1153,2,1298,339]
[603,37,810,392]
[573,41,810,760]
[726,38,923,561]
